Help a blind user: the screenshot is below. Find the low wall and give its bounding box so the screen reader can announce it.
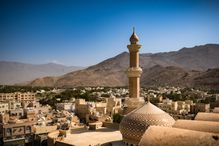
[103,122,119,129]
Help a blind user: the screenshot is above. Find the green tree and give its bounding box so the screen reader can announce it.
[113,114,123,123]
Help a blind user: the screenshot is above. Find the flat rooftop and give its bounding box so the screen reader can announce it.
[56,127,124,146]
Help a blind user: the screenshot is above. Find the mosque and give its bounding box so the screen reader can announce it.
[120,28,175,145]
[47,30,219,146]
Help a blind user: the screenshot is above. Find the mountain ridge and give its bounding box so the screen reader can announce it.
[0,61,84,85]
[23,44,219,88]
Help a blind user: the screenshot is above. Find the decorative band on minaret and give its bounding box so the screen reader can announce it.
[127,27,142,98]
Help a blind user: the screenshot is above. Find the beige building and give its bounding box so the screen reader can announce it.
[33,125,57,135]
[24,108,36,122]
[75,99,112,123]
[0,116,36,146]
[157,98,192,115]
[75,99,95,122]
[106,96,122,116]
[0,102,9,114]
[95,102,107,116]
[0,114,9,124]
[8,101,21,110]
[0,92,35,103]
[9,108,24,118]
[195,103,210,113]
[213,107,219,113]
[38,105,51,115]
[56,102,74,112]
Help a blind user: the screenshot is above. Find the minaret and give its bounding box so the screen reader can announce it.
[127,27,142,98]
[124,28,144,114]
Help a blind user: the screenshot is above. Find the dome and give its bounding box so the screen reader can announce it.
[119,102,175,144]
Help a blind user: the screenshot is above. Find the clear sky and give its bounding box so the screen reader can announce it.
[0,0,219,66]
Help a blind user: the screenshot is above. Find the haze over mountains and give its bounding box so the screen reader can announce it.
[23,44,219,89]
[0,62,83,85]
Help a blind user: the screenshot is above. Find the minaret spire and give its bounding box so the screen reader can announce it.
[129,27,139,44]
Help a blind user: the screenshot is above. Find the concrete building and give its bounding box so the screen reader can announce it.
[9,108,24,118]
[195,103,210,113]
[213,107,219,113]
[95,102,107,116]
[0,93,15,101]
[8,101,21,110]
[22,100,40,109]
[106,96,122,116]
[38,105,51,115]
[0,116,36,146]
[75,99,95,122]
[157,98,192,115]
[0,114,9,124]
[0,103,9,114]
[56,102,74,112]
[0,92,35,103]
[75,98,114,123]
[33,125,57,146]
[24,108,37,122]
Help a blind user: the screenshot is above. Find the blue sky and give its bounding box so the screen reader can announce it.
[0,0,219,66]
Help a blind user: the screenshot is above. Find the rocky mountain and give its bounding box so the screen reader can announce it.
[22,44,219,88]
[29,52,129,87]
[149,44,219,71]
[0,61,83,85]
[141,65,198,87]
[193,68,219,89]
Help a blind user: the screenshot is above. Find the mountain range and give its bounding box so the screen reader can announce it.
[22,44,219,89]
[0,62,83,85]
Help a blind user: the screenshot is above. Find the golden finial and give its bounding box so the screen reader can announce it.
[130,27,139,44]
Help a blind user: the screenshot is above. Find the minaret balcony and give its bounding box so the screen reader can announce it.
[127,44,142,52]
[127,67,142,77]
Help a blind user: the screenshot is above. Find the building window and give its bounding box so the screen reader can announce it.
[6,128,12,136]
[26,126,31,133]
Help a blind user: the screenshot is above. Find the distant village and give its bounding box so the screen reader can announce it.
[0,85,219,146]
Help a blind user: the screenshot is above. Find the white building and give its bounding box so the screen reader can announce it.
[56,103,75,112]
